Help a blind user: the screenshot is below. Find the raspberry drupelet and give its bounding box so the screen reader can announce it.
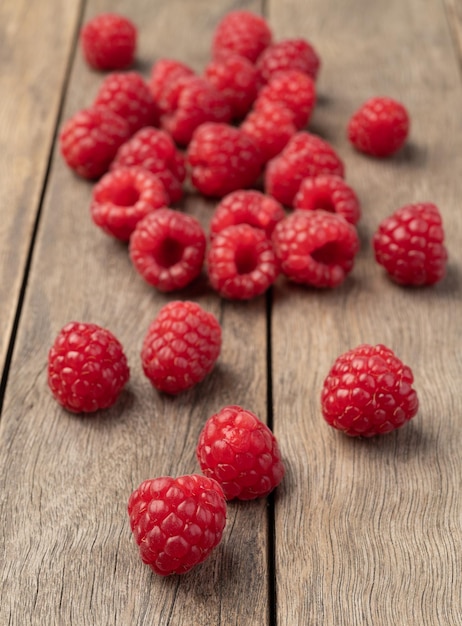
[294,175,361,225]
[321,344,419,437]
[141,301,221,394]
[128,474,227,575]
[212,10,272,63]
[129,208,206,292]
[196,405,285,500]
[80,13,137,71]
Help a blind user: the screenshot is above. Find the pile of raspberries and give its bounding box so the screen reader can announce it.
[51,10,446,576]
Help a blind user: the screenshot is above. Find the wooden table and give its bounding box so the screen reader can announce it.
[1,0,461,624]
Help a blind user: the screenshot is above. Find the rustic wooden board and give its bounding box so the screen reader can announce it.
[268,0,462,624]
[0,1,270,625]
[0,0,82,389]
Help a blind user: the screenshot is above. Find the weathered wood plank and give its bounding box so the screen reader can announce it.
[0,0,83,389]
[0,1,271,625]
[269,0,462,624]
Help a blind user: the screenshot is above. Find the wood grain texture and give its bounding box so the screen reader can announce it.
[269,0,462,624]
[0,1,270,625]
[0,0,82,384]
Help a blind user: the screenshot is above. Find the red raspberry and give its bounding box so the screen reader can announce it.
[204,54,260,120]
[373,202,447,285]
[48,322,129,413]
[111,127,185,203]
[321,344,419,437]
[90,167,168,241]
[254,70,316,129]
[128,474,226,575]
[59,106,130,180]
[207,224,279,300]
[141,301,221,394]
[241,102,297,163]
[93,72,159,134]
[197,405,285,500]
[187,122,262,197]
[80,13,137,71]
[294,175,361,225]
[265,132,345,207]
[210,190,285,239]
[149,59,195,114]
[347,96,410,157]
[257,38,321,82]
[160,77,232,146]
[129,208,206,292]
[272,210,359,288]
[212,10,272,63]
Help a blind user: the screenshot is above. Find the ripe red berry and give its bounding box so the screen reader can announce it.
[128,474,227,575]
[272,210,359,288]
[265,132,345,207]
[212,10,272,63]
[160,77,232,146]
[111,127,185,203]
[149,58,195,114]
[48,322,129,413]
[93,72,159,134]
[293,175,361,225]
[254,69,316,130]
[90,167,168,241]
[80,13,137,71]
[207,224,279,300]
[321,344,419,437]
[210,190,285,239]
[347,96,410,157]
[241,101,297,163]
[257,38,321,82]
[59,106,130,180]
[187,122,262,197]
[197,405,285,500]
[129,208,206,292]
[373,202,447,285]
[141,301,221,394]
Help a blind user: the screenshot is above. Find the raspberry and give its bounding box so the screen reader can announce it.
[59,106,130,180]
[187,122,262,197]
[207,224,279,300]
[111,127,185,203]
[90,167,168,241]
[93,72,159,134]
[321,344,419,437]
[373,202,447,285]
[160,77,232,146]
[212,10,272,63]
[128,474,226,575]
[254,69,316,129]
[241,102,297,163]
[272,210,359,288]
[129,208,206,292]
[197,405,285,500]
[47,322,129,413]
[80,13,137,71]
[149,59,195,114]
[257,38,321,82]
[141,301,221,394]
[265,132,345,207]
[204,54,260,120]
[210,190,285,239]
[347,96,410,157]
[294,175,361,225]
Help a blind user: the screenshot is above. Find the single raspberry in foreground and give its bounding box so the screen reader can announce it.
[212,10,272,63]
[80,13,137,71]
[241,101,297,163]
[48,322,129,413]
[293,175,361,225]
[149,58,195,114]
[129,208,206,292]
[197,405,285,500]
[347,96,410,157]
[141,301,222,394]
[128,474,227,575]
[256,38,321,82]
[373,202,447,285]
[321,344,419,437]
